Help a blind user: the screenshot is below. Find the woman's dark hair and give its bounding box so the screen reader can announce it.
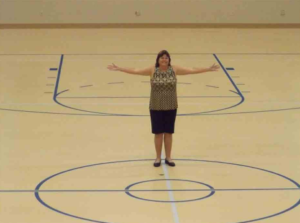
[155,50,171,68]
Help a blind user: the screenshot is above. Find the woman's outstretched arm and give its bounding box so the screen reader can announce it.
[107,63,152,76]
[173,63,220,75]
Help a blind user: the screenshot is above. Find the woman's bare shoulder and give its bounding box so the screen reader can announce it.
[171,65,178,74]
[152,66,156,73]
[150,66,156,78]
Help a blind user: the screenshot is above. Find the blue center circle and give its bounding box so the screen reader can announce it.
[125,179,215,203]
[34,159,300,223]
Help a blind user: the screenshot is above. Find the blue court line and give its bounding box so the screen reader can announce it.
[229,90,239,95]
[1,188,300,193]
[52,54,245,116]
[55,89,242,116]
[2,106,300,116]
[141,81,193,85]
[3,53,300,116]
[206,85,219,88]
[57,89,69,95]
[33,159,300,223]
[52,56,115,116]
[57,96,239,99]
[80,85,93,88]
[49,68,58,71]
[226,68,235,70]
[1,53,300,55]
[125,179,214,204]
[0,53,295,118]
[212,54,244,100]
[49,53,242,116]
[53,57,64,97]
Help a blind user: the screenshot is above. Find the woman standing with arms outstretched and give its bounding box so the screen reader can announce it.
[107,50,220,167]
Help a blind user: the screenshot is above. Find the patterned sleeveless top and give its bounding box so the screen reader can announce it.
[149,66,178,110]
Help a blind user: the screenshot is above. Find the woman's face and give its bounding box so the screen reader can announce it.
[159,54,170,66]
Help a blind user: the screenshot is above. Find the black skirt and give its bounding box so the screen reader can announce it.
[150,109,177,134]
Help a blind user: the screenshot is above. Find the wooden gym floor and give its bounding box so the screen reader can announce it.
[0,27,300,223]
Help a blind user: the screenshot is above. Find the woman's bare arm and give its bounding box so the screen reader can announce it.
[107,63,152,76]
[173,64,220,75]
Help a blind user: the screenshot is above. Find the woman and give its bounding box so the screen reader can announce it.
[107,50,220,167]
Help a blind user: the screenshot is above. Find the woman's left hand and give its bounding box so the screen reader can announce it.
[208,63,221,72]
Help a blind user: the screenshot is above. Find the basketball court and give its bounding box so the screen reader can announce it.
[0,28,300,223]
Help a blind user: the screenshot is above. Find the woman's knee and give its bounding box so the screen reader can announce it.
[155,133,163,137]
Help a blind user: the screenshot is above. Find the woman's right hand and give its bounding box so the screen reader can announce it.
[107,63,120,71]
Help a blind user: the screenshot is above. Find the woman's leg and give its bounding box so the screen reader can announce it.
[164,133,173,161]
[163,109,176,162]
[154,133,164,162]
